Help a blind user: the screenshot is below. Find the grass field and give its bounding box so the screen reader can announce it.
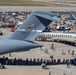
[0,0,71,6]
[0,0,53,6]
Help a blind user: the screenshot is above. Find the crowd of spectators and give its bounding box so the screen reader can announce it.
[43,11,76,32]
[0,55,76,69]
[0,11,76,33]
[0,10,32,28]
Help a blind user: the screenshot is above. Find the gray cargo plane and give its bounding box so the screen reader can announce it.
[0,11,60,55]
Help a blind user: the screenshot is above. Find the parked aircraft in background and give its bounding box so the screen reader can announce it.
[0,11,60,55]
[56,25,71,31]
[40,32,76,46]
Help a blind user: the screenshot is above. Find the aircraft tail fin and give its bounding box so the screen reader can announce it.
[9,11,60,41]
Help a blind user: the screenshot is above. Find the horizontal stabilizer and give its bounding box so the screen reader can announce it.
[35,14,59,21]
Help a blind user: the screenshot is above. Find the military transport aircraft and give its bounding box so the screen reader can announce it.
[0,11,60,55]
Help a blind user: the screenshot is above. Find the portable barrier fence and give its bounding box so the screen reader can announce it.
[0,58,76,66]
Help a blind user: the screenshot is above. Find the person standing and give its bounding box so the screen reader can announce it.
[68,50,70,54]
[62,50,65,55]
[51,43,55,50]
[72,50,74,55]
[63,73,66,75]
[49,71,51,75]
[9,53,11,57]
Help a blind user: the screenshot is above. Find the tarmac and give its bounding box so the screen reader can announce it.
[31,0,76,7]
[0,6,76,12]
[0,28,76,75]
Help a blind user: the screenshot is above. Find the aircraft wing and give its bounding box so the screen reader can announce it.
[0,38,43,55]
